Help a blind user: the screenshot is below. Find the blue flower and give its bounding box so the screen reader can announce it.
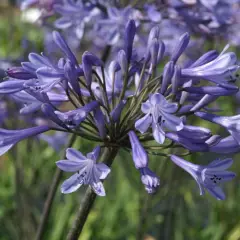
[166,132,209,152]
[54,0,98,39]
[140,167,160,194]
[144,4,162,23]
[54,101,99,128]
[7,66,35,79]
[181,46,239,87]
[128,131,148,169]
[209,135,240,154]
[135,93,183,144]
[96,6,139,45]
[42,101,98,129]
[11,90,67,115]
[17,32,83,93]
[0,79,26,94]
[195,111,240,145]
[0,126,50,156]
[56,147,111,196]
[171,155,236,200]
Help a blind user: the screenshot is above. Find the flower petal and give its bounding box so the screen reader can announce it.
[66,148,87,161]
[152,123,165,144]
[56,160,87,172]
[0,144,14,156]
[203,170,236,184]
[170,155,205,195]
[135,114,152,133]
[149,93,165,105]
[141,101,151,114]
[86,146,101,162]
[207,158,233,171]
[54,17,73,29]
[161,102,178,113]
[162,112,184,131]
[91,182,106,196]
[96,163,111,180]
[229,130,240,145]
[207,186,225,200]
[61,173,82,194]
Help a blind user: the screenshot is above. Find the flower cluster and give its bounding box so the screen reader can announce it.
[19,0,240,59]
[1,18,239,199]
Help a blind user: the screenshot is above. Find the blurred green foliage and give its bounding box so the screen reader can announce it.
[1,4,240,240]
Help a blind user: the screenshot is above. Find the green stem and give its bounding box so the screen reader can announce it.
[66,147,119,240]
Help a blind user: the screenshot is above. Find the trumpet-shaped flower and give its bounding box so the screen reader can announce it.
[209,135,240,154]
[135,93,183,144]
[171,155,236,200]
[0,126,50,156]
[56,147,110,196]
[181,47,239,87]
[140,167,160,194]
[195,112,240,145]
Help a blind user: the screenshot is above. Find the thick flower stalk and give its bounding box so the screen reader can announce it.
[1,18,240,239]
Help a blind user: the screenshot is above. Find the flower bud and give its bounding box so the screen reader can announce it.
[160,61,174,95]
[128,131,148,169]
[118,50,128,74]
[150,38,159,69]
[0,79,26,94]
[94,108,106,139]
[140,167,160,194]
[171,32,190,63]
[190,94,217,112]
[166,132,209,152]
[7,67,35,79]
[157,40,165,63]
[82,51,103,86]
[52,31,78,67]
[111,100,126,123]
[124,19,136,62]
[64,60,81,95]
[171,65,181,94]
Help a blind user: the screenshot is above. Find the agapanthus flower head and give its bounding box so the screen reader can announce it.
[1,18,239,201]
